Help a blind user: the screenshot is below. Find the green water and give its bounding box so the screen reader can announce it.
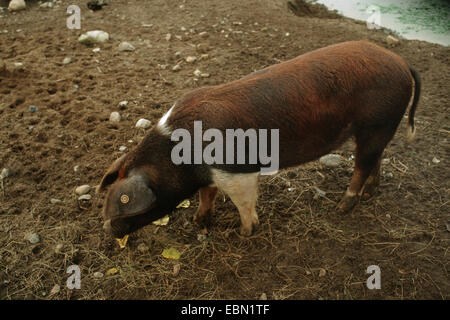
[317,0,450,46]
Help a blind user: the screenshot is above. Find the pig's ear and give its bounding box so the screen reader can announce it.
[96,154,127,193]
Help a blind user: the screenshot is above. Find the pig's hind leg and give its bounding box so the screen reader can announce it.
[194,186,219,227]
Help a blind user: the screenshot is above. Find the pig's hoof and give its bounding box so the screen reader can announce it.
[362,184,378,200]
[239,219,259,236]
[337,195,358,213]
[193,210,212,227]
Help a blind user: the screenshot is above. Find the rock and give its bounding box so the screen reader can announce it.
[92,47,101,53]
[1,168,11,179]
[259,293,268,300]
[40,2,54,8]
[73,165,80,173]
[118,101,128,109]
[50,284,60,296]
[196,43,209,53]
[199,31,209,38]
[119,146,127,152]
[165,33,172,41]
[62,57,72,65]
[93,271,104,279]
[319,154,342,168]
[193,69,202,77]
[109,111,121,123]
[24,232,40,244]
[381,158,390,165]
[173,264,181,276]
[137,243,149,253]
[8,0,26,11]
[50,198,62,204]
[29,106,38,113]
[118,41,135,52]
[186,56,197,63]
[172,64,181,72]
[75,185,91,195]
[78,30,109,45]
[384,172,394,179]
[55,243,63,253]
[135,118,152,129]
[200,73,210,78]
[386,35,400,47]
[432,157,440,164]
[319,268,327,277]
[78,194,92,201]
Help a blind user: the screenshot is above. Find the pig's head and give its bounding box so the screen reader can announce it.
[96,154,168,238]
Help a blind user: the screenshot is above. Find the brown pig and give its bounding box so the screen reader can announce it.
[97,40,420,238]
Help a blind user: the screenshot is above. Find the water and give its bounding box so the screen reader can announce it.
[316,0,450,46]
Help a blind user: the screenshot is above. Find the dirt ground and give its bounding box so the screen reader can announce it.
[0,0,449,300]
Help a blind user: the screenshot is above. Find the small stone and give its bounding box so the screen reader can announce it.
[432,157,440,164]
[118,101,128,108]
[13,62,24,69]
[73,165,80,173]
[62,57,72,65]
[259,293,267,300]
[50,198,62,204]
[92,47,101,53]
[119,146,127,152]
[78,30,109,45]
[200,73,210,78]
[319,154,342,168]
[50,284,60,296]
[199,31,209,38]
[24,232,40,244]
[109,111,121,123]
[40,2,54,8]
[381,158,390,165]
[173,264,181,276]
[386,214,391,219]
[386,35,400,47]
[137,243,149,253]
[55,243,63,253]
[93,272,104,279]
[135,118,152,129]
[319,268,326,277]
[384,172,394,179]
[197,234,207,241]
[196,43,209,53]
[165,33,172,41]
[193,69,202,77]
[118,41,135,52]
[75,185,91,195]
[78,194,92,201]
[172,64,181,72]
[1,168,11,179]
[8,0,26,11]
[186,56,197,63]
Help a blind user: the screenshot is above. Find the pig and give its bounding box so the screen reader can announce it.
[97,40,420,239]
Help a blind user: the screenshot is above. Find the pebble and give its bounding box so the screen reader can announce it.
[200,73,210,78]
[135,118,152,129]
[75,185,91,195]
[118,100,128,108]
[319,154,342,168]
[186,56,197,63]
[29,105,37,112]
[172,64,181,72]
[78,194,92,201]
[24,232,40,244]
[197,234,207,242]
[384,172,394,179]
[62,57,72,65]
[137,243,149,253]
[73,165,80,173]
[119,146,127,152]
[199,31,209,38]
[165,33,172,41]
[78,30,109,45]
[55,243,63,253]
[109,111,121,123]
[1,168,11,179]
[92,47,101,53]
[381,158,390,165]
[193,69,202,77]
[8,0,26,11]
[118,41,135,52]
[319,268,327,277]
[40,2,54,8]
[386,35,400,47]
[50,198,62,204]
[173,264,181,276]
[196,43,209,53]
[432,157,440,164]
[93,272,104,279]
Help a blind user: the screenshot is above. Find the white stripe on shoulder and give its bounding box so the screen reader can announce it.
[157,104,176,136]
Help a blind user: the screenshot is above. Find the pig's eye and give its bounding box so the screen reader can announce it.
[120,194,130,204]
